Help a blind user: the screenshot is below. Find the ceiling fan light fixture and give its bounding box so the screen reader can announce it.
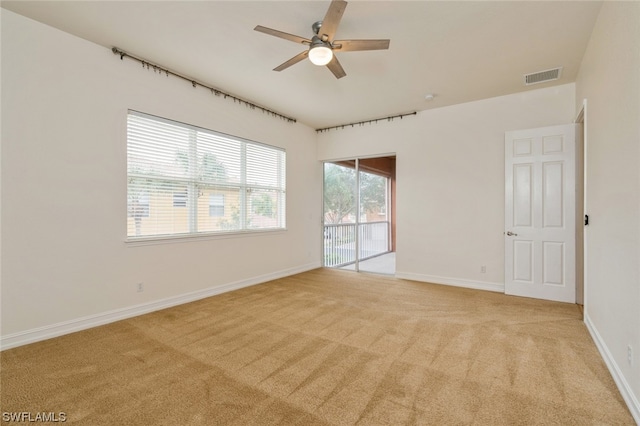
[308,37,333,66]
[309,46,333,66]
[309,45,333,66]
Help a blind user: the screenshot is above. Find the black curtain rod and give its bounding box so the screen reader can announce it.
[316,112,417,133]
[112,47,297,124]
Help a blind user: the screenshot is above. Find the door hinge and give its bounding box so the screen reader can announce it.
[584,214,589,226]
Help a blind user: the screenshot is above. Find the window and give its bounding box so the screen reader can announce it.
[127,111,286,239]
[173,191,187,208]
[128,192,150,218]
[209,194,224,217]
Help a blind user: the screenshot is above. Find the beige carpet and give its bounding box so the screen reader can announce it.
[1,269,634,425]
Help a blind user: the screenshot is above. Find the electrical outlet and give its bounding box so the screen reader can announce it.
[628,345,633,366]
[480,265,486,273]
[137,282,144,293]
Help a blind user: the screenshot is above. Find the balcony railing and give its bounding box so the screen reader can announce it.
[324,221,390,268]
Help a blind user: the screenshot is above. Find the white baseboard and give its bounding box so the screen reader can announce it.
[1,262,321,351]
[395,271,504,293]
[584,313,640,424]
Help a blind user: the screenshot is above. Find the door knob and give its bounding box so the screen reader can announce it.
[506,231,518,236]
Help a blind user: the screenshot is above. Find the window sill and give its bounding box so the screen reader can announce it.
[125,228,287,247]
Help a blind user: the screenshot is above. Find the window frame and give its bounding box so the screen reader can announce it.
[126,110,287,243]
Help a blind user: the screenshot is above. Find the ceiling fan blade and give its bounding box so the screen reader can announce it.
[333,39,390,52]
[274,51,309,72]
[318,0,347,42]
[254,25,311,45]
[326,55,346,79]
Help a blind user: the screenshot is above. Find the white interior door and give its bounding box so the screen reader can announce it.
[505,124,576,303]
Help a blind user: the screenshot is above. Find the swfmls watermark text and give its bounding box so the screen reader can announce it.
[2,412,67,423]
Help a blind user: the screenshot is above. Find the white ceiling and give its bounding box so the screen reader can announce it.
[2,1,603,129]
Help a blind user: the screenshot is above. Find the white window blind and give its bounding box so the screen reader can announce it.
[127,111,286,239]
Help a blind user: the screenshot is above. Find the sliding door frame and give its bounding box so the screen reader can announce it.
[322,153,396,272]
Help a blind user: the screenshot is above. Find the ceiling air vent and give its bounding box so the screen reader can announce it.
[524,67,563,85]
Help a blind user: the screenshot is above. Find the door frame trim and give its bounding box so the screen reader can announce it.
[574,99,588,310]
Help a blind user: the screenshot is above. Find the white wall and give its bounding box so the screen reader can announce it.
[318,84,575,292]
[1,10,321,347]
[575,1,640,420]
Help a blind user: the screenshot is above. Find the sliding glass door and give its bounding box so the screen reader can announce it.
[358,168,389,262]
[323,157,395,274]
[323,162,357,267]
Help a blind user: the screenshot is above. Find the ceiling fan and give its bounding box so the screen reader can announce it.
[254,0,390,79]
